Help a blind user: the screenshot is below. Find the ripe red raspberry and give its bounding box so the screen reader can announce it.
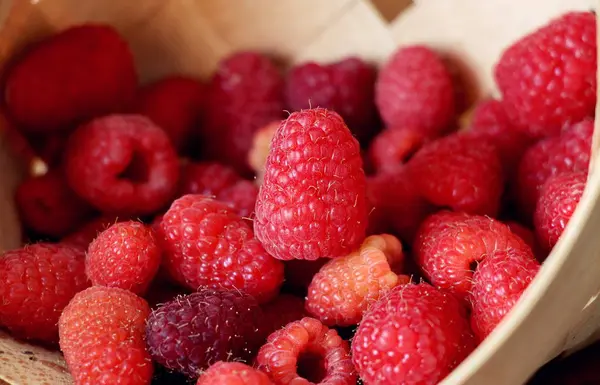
[414,211,531,302]
[260,294,308,340]
[256,317,356,385]
[285,57,379,142]
[248,120,280,184]
[516,118,592,220]
[146,289,263,377]
[306,234,409,326]
[407,134,504,216]
[15,170,95,238]
[160,194,283,303]
[133,76,207,153]
[179,161,242,197]
[58,286,153,385]
[469,249,540,341]
[494,12,597,137]
[254,108,368,261]
[5,24,137,133]
[203,52,284,176]
[64,114,180,216]
[86,221,161,295]
[62,215,124,250]
[534,171,587,252]
[376,45,455,137]
[0,243,89,344]
[505,221,546,261]
[352,283,475,385]
[218,180,259,218]
[367,127,427,174]
[198,362,273,385]
[283,259,328,295]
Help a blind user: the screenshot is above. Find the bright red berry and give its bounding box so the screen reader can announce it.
[160,194,283,303]
[146,289,263,378]
[494,12,597,137]
[58,286,153,385]
[306,234,408,326]
[5,24,137,133]
[407,134,504,216]
[61,215,124,250]
[64,114,180,216]
[376,45,455,137]
[367,127,427,174]
[534,171,587,252]
[254,108,368,261]
[256,317,356,385]
[0,243,89,344]
[203,52,284,176]
[15,170,95,238]
[285,57,379,142]
[218,180,259,218]
[352,283,475,385]
[414,211,531,302]
[179,161,241,197]
[197,362,273,385]
[86,221,162,295]
[260,294,307,340]
[133,76,207,153]
[469,249,540,341]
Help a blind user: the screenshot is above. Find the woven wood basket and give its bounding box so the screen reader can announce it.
[0,0,599,384]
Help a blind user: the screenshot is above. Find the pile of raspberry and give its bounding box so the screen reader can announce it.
[0,11,595,385]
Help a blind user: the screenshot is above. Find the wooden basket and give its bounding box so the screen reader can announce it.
[0,0,599,384]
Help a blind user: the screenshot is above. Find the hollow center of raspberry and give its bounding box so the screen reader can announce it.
[118,151,149,183]
[296,348,327,383]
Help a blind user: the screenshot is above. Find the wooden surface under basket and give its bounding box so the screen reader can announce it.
[0,0,599,384]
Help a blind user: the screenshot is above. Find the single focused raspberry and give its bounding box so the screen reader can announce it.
[367,127,427,174]
[0,243,89,344]
[352,283,475,385]
[15,170,95,238]
[133,76,207,153]
[254,108,368,261]
[505,221,546,262]
[469,248,540,341]
[285,57,379,142]
[86,221,162,295]
[494,12,597,137]
[198,362,273,385]
[64,114,180,216]
[283,259,328,295]
[203,52,284,176]
[160,194,283,303]
[249,120,280,184]
[5,24,137,133]
[407,134,504,216]
[179,161,242,197]
[414,211,531,302]
[260,294,308,341]
[306,234,409,326]
[218,180,259,218]
[146,289,263,377]
[256,317,356,385]
[516,118,592,220]
[534,171,587,252]
[58,286,153,385]
[61,215,124,250]
[376,45,455,137]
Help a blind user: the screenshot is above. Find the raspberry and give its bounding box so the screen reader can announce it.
[352,283,474,385]
[0,243,89,344]
[133,76,207,153]
[179,161,242,197]
[306,234,408,326]
[64,114,180,216]
[285,57,379,142]
[5,24,137,133]
[260,294,308,339]
[86,221,161,294]
[256,317,356,385]
[283,259,328,295]
[516,118,592,220]
[145,289,263,377]
[62,215,124,250]
[58,286,153,385]
[376,45,455,137]
[494,12,597,137]
[203,52,284,176]
[469,249,540,341]
[367,127,427,173]
[248,120,280,184]
[534,171,587,252]
[414,211,531,302]
[218,180,259,218]
[505,221,546,261]
[15,170,95,238]
[198,362,273,385]
[160,194,283,303]
[407,134,504,216]
[254,108,368,261]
